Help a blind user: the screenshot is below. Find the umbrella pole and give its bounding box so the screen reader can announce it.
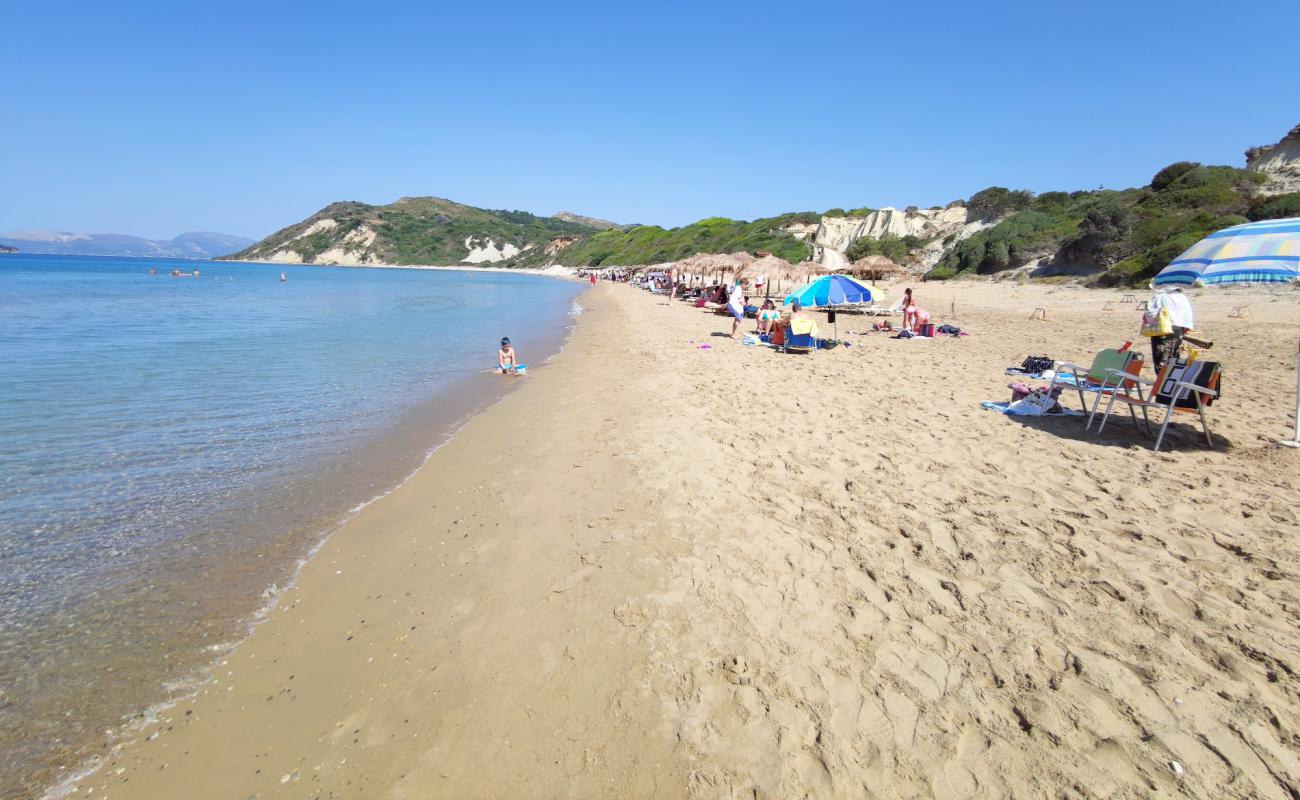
[1283,341,1300,448]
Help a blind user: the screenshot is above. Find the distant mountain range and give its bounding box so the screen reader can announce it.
[0,230,255,259]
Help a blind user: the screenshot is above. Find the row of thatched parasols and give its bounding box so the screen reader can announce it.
[649,252,907,295]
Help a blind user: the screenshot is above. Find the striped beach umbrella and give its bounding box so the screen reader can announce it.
[1153,217,1300,286]
[1152,217,1300,447]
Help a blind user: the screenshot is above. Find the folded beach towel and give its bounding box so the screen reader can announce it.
[790,318,818,337]
[981,397,1083,417]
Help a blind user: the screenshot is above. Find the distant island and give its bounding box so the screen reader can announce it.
[0,244,16,254]
[226,124,1300,286]
[0,230,255,259]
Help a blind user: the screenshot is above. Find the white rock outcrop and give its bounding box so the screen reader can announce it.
[293,218,339,239]
[264,249,304,264]
[462,236,522,264]
[783,222,818,241]
[795,206,971,267]
[1246,124,1300,195]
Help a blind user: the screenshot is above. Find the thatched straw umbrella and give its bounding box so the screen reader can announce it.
[848,255,907,282]
[735,254,796,297]
[679,251,755,286]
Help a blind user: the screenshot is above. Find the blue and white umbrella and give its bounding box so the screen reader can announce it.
[784,273,874,307]
[784,274,874,342]
[1152,217,1300,447]
[1153,216,1300,287]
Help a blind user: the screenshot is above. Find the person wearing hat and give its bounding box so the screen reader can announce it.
[498,337,519,374]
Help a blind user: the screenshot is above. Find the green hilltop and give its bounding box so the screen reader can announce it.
[222,197,605,266]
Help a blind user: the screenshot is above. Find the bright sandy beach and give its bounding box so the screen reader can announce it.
[71,279,1299,799]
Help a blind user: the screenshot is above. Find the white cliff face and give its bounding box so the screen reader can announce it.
[814,206,969,252]
[783,222,818,241]
[293,218,339,239]
[916,219,995,267]
[264,249,304,263]
[312,225,384,265]
[462,236,522,264]
[1246,124,1300,195]
[802,206,971,266]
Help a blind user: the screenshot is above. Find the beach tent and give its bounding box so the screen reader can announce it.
[784,274,874,341]
[1152,217,1300,446]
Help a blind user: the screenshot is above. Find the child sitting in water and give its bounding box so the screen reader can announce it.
[498,337,519,374]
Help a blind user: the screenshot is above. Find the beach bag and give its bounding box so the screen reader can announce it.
[1020,355,1054,375]
[919,323,936,337]
[1141,306,1173,337]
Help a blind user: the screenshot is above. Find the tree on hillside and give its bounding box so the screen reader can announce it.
[1150,161,1200,192]
[968,187,1033,220]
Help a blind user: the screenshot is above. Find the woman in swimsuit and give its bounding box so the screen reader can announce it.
[756,299,780,334]
[900,288,917,330]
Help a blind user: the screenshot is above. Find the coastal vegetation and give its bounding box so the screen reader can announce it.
[513,213,815,267]
[928,165,1290,285]
[847,233,920,263]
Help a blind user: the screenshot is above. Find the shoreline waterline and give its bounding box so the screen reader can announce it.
[0,255,587,799]
[218,257,580,277]
[41,308,586,800]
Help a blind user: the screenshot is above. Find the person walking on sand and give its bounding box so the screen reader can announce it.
[728,279,750,338]
[498,337,519,374]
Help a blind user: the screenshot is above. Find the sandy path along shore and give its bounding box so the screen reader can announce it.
[70,288,690,798]
[72,280,1298,799]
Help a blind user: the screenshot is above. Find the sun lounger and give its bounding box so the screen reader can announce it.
[1095,360,1221,451]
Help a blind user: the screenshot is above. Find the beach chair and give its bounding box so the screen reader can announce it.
[1051,344,1145,429]
[1096,360,1221,451]
[781,330,818,353]
[780,318,819,353]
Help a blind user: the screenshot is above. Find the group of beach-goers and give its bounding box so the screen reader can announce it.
[642,268,938,344]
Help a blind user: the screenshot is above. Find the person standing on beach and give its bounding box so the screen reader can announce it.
[898,288,916,329]
[1144,288,1195,371]
[728,279,750,338]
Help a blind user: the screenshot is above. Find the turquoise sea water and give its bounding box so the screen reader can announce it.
[0,254,584,796]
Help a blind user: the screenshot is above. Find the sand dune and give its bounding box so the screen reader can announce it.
[71,280,1299,799]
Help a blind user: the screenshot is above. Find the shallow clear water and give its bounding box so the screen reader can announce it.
[0,254,584,796]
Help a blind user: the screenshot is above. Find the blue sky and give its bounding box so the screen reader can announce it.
[2,0,1296,239]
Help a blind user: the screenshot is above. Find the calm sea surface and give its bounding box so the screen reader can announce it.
[0,254,584,796]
